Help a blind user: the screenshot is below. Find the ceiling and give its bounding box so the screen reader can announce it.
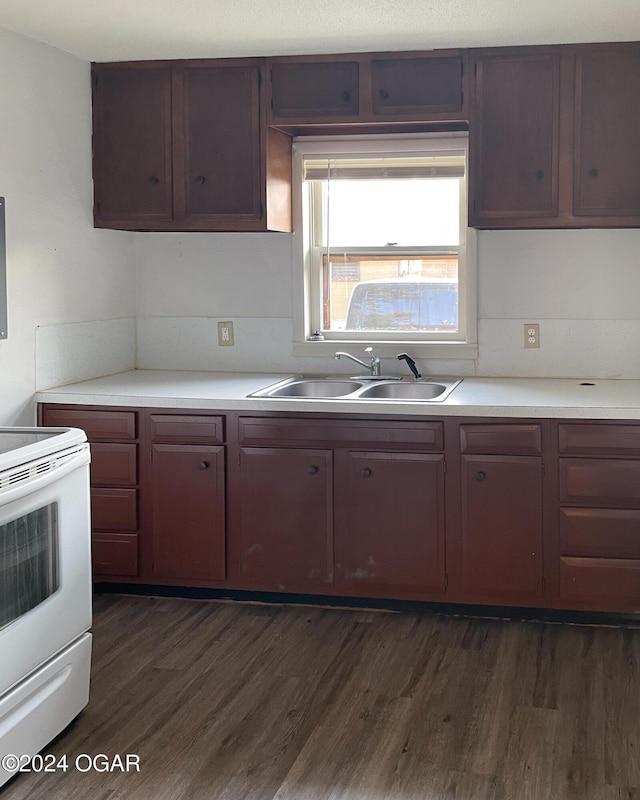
[0,0,639,62]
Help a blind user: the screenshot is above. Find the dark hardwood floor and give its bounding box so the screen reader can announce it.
[3,594,640,799]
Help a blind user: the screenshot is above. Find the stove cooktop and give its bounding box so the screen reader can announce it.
[0,427,87,472]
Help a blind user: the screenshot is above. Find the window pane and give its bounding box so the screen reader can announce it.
[324,255,458,332]
[319,178,460,247]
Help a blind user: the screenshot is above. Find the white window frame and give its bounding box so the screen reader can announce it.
[291,134,477,359]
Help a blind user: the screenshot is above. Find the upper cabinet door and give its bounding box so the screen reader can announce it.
[269,60,360,121]
[92,65,173,226]
[178,65,263,225]
[573,45,640,219]
[469,51,561,224]
[370,54,465,118]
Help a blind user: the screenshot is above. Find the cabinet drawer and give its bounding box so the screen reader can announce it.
[238,417,443,450]
[90,443,137,486]
[92,533,138,577]
[558,423,640,455]
[559,556,640,607]
[148,414,225,444]
[91,488,138,531]
[559,459,640,506]
[560,508,640,558]
[42,407,137,441]
[460,424,542,454]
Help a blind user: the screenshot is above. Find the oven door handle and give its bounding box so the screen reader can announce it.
[0,445,90,508]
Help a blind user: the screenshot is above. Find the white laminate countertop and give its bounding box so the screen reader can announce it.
[34,369,640,419]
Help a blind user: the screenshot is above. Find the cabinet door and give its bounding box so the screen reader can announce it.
[151,444,225,582]
[236,448,333,587]
[469,52,561,224]
[335,451,446,596]
[269,60,359,120]
[92,65,173,226]
[177,65,262,225]
[573,46,640,218]
[370,54,464,118]
[461,455,543,603]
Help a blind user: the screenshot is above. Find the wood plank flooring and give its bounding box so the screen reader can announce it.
[3,594,640,799]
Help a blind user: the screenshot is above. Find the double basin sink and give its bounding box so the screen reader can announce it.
[250,376,462,402]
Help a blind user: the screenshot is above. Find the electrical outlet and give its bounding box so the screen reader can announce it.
[218,321,234,347]
[524,323,540,349]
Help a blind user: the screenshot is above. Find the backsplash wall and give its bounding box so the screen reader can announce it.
[135,227,640,380]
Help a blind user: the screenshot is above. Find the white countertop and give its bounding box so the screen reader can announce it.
[34,369,640,419]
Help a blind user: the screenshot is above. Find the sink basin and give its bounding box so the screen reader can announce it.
[252,378,364,398]
[249,376,462,402]
[357,382,450,400]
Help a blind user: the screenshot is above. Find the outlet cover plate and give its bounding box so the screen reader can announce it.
[218,321,235,347]
[524,323,540,349]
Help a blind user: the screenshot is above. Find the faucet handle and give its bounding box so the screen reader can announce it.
[397,353,422,380]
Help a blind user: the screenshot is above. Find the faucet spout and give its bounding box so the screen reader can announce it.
[335,347,381,377]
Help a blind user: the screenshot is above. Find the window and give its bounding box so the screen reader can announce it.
[292,136,477,357]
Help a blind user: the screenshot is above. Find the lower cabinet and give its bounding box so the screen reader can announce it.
[460,454,544,603]
[334,450,446,597]
[37,402,640,614]
[557,423,640,610]
[150,444,225,581]
[235,447,333,587]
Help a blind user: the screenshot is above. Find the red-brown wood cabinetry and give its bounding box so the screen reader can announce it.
[457,423,545,605]
[92,60,291,232]
[470,42,640,228]
[148,412,226,582]
[267,50,468,126]
[557,422,640,610]
[335,450,446,597]
[235,447,333,587]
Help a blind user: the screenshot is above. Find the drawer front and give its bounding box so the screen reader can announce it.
[559,423,640,455]
[42,407,137,441]
[148,414,225,444]
[238,417,443,450]
[91,488,138,531]
[90,443,137,486]
[460,424,542,454]
[560,507,640,558]
[92,533,138,577]
[559,459,640,507]
[559,556,640,607]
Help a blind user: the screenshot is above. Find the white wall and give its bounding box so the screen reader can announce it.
[135,227,640,380]
[0,27,135,425]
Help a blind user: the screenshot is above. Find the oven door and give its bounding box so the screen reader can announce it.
[0,444,91,696]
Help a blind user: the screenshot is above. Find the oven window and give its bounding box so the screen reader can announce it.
[0,503,59,630]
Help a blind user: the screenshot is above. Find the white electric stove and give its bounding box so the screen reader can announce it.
[0,427,92,787]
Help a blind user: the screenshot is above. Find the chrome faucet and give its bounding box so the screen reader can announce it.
[335,346,381,377]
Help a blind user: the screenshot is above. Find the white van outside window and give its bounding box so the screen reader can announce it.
[292,135,477,357]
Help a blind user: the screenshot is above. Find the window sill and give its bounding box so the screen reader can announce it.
[292,340,478,359]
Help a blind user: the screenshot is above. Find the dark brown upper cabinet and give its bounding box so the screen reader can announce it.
[267,50,468,126]
[92,60,292,232]
[469,49,562,225]
[573,44,640,220]
[469,42,640,229]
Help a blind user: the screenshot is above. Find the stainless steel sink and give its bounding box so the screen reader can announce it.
[249,376,462,402]
[356,382,451,400]
[260,379,364,398]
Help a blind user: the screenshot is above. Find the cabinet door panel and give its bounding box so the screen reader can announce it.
[92,66,173,224]
[270,61,359,119]
[151,444,225,582]
[335,451,446,595]
[461,455,543,601]
[237,448,333,587]
[180,66,262,222]
[371,56,463,116]
[574,48,640,217]
[470,53,560,221]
